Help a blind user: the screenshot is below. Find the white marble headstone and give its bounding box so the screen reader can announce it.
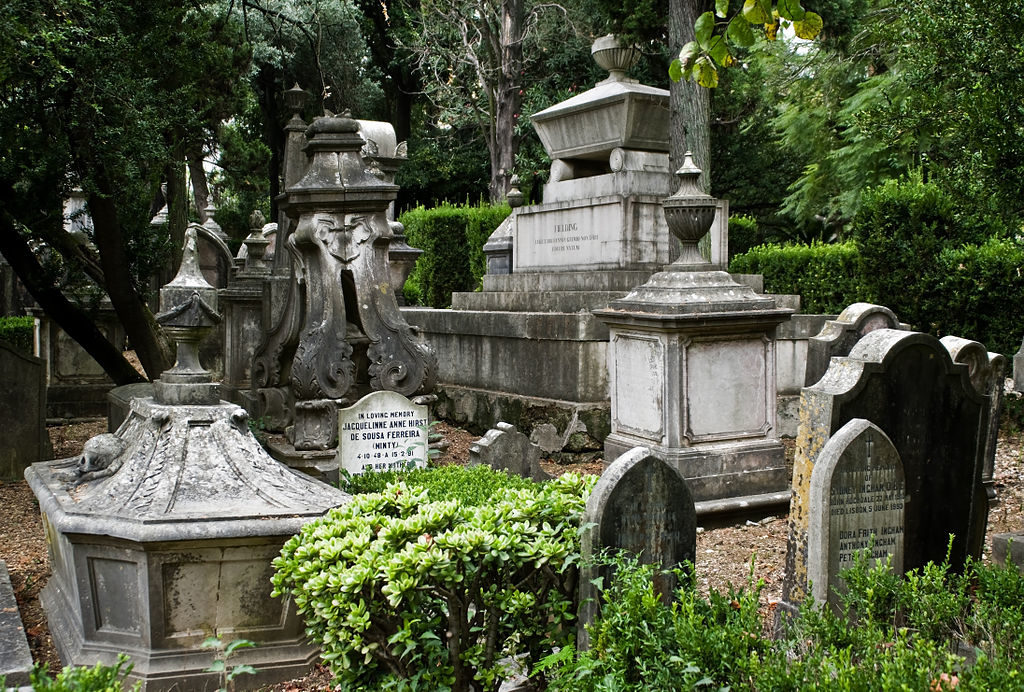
[337,391,429,475]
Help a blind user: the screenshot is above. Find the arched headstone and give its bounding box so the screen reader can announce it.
[807,418,904,609]
[578,447,696,649]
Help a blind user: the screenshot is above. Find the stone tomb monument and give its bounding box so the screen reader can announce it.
[26,228,348,690]
[404,36,728,450]
[782,328,991,607]
[806,418,905,609]
[595,155,792,509]
[337,390,429,476]
[578,447,697,649]
[251,112,435,475]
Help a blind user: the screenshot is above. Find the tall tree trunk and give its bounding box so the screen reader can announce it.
[164,158,188,270]
[488,0,525,202]
[188,146,211,223]
[0,207,145,386]
[669,0,712,192]
[87,182,174,380]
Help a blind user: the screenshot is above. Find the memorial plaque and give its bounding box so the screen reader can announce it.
[807,418,905,607]
[336,391,429,475]
[578,447,696,649]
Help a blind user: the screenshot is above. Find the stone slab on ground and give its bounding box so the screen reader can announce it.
[992,531,1024,571]
[0,560,32,688]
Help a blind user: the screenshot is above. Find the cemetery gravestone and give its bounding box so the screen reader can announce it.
[337,390,429,475]
[807,418,904,608]
[804,303,902,387]
[578,447,696,650]
[468,422,551,482]
[783,328,988,607]
[0,340,50,479]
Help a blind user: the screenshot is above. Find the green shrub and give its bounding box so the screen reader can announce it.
[0,315,34,355]
[728,214,761,258]
[543,546,1024,690]
[400,202,510,307]
[849,175,961,333]
[931,237,1024,356]
[728,241,868,314]
[272,473,598,692]
[340,462,538,503]
[27,655,139,691]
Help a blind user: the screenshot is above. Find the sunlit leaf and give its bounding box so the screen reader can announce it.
[669,58,684,82]
[727,17,756,47]
[695,11,715,49]
[695,55,719,88]
[776,0,806,21]
[793,11,823,39]
[765,19,780,40]
[715,0,729,18]
[709,36,735,68]
[742,0,772,24]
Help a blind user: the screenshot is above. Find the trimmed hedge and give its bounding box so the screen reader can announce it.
[932,238,1024,356]
[400,202,511,308]
[728,236,1024,356]
[728,241,868,315]
[0,316,34,355]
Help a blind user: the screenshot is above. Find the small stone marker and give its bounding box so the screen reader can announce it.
[807,418,905,608]
[468,422,551,482]
[337,390,429,475]
[578,447,696,650]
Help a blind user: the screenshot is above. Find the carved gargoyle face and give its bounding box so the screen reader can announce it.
[77,433,125,475]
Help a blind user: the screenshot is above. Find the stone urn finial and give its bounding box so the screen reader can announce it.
[507,175,524,208]
[155,225,222,404]
[592,34,640,84]
[662,151,717,269]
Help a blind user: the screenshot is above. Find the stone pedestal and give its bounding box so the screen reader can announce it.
[595,269,792,506]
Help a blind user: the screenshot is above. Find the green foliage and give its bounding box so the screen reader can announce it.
[542,554,766,690]
[202,636,257,692]
[727,214,761,258]
[400,202,511,307]
[340,463,537,503]
[848,175,957,331]
[546,548,1024,690]
[28,655,139,692]
[671,0,822,88]
[0,316,34,355]
[728,240,866,314]
[272,473,598,691]
[931,237,1024,357]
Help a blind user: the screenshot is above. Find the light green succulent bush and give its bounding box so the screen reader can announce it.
[272,473,598,691]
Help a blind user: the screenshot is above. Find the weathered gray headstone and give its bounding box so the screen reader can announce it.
[578,447,696,649]
[337,390,429,475]
[0,340,50,479]
[804,303,902,387]
[941,335,1005,557]
[783,328,989,607]
[468,422,551,482]
[807,418,904,608]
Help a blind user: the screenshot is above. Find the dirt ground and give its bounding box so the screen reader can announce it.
[2,417,1021,689]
